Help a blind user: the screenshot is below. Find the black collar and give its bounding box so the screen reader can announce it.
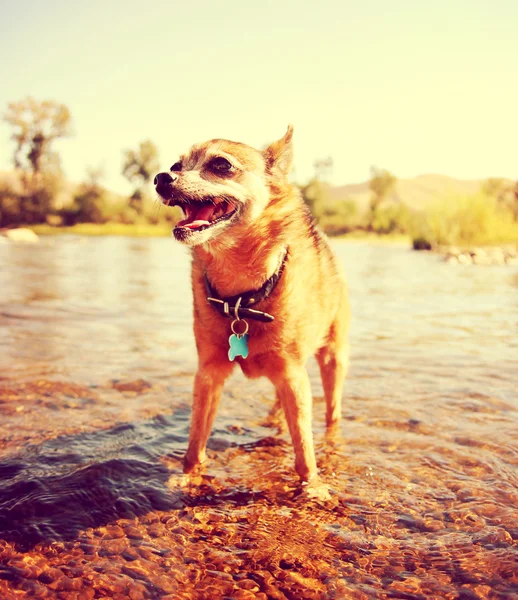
[204,248,288,323]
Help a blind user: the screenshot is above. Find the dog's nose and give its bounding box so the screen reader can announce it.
[154,172,175,186]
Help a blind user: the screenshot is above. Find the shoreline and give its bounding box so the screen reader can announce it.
[27,223,173,237]
[3,227,516,260]
[20,224,412,245]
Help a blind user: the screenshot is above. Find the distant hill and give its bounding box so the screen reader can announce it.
[329,174,503,212]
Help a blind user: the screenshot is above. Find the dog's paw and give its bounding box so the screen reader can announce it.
[299,478,335,505]
[183,451,206,474]
[166,473,191,490]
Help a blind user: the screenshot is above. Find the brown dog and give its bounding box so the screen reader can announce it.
[155,126,350,482]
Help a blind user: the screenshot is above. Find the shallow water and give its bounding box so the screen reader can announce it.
[0,236,517,599]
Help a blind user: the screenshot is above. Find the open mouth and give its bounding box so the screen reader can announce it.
[173,197,238,232]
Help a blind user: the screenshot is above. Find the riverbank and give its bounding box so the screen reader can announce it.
[28,223,173,237]
[25,223,412,244]
[9,225,518,263]
[335,232,411,245]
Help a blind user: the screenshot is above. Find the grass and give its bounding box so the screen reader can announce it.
[29,222,173,237]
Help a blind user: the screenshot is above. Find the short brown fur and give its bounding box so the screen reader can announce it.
[155,127,350,482]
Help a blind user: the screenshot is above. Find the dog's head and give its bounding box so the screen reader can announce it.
[154,126,294,246]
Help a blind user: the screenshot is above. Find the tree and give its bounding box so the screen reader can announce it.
[313,156,333,181]
[3,97,72,177]
[1,96,71,226]
[301,177,330,221]
[482,177,507,199]
[482,177,518,220]
[369,166,397,207]
[122,140,160,185]
[122,140,160,213]
[367,166,397,230]
[72,167,110,224]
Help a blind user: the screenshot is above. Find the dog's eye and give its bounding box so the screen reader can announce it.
[208,157,232,173]
[170,162,182,172]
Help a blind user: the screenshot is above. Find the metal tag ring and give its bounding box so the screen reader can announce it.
[231,318,249,336]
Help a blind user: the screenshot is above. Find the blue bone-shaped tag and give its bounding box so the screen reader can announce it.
[228,334,249,361]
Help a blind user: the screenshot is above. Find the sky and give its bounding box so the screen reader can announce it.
[1,0,517,194]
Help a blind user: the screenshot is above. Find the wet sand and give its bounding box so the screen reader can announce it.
[1,237,517,599]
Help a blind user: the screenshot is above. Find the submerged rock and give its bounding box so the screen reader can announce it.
[412,238,433,251]
[1,228,39,243]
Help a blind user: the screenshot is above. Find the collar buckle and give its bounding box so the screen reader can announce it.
[205,248,288,323]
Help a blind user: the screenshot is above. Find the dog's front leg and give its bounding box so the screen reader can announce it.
[270,366,317,482]
[184,362,233,473]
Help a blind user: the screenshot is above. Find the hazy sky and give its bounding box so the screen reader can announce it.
[1,0,517,194]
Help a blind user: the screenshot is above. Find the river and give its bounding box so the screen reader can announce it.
[0,235,517,599]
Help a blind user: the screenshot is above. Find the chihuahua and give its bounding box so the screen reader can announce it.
[155,126,350,483]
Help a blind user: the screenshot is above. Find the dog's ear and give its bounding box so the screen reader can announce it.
[264,125,294,178]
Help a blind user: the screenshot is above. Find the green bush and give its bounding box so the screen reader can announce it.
[98,197,137,225]
[320,200,359,235]
[0,174,62,226]
[0,182,22,226]
[66,181,140,225]
[411,193,518,247]
[300,178,329,221]
[300,178,362,235]
[73,187,108,223]
[368,203,411,235]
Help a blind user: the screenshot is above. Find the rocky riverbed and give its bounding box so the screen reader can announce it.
[1,237,517,599]
[440,245,518,265]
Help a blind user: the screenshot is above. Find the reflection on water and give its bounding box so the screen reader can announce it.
[1,236,517,599]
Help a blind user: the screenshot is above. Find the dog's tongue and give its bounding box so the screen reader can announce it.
[178,204,215,229]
